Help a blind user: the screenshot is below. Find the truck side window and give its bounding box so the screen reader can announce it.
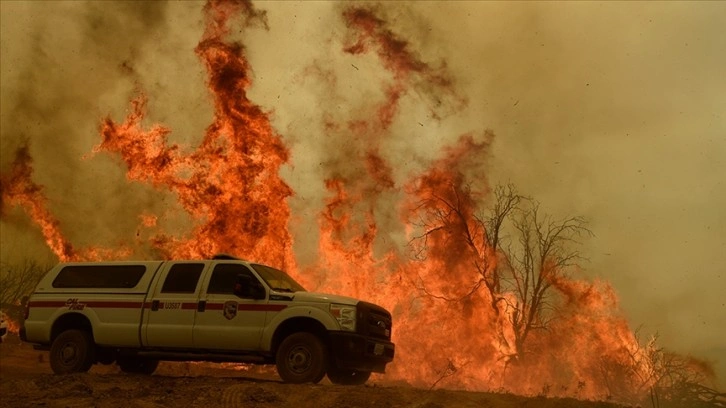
[161,263,204,294]
[208,264,256,295]
[52,265,146,288]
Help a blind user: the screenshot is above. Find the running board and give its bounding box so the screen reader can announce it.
[132,351,269,364]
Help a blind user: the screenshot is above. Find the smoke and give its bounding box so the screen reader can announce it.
[0,1,212,259]
[1,0,724,389]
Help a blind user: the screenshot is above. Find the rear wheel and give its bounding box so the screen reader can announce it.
[275,332,327,384]
[118,357,159,374]
[327,366,371,385]
[49,329,95,374]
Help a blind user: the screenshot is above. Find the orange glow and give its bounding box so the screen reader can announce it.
[139,213,158,228]
[3,315,20,336]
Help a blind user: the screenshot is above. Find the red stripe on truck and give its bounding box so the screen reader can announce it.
[207,303,287,312]
[28,301,67,308]
[88,301,144,308]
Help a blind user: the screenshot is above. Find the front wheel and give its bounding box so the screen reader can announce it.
[49,329,95,374]
[327,366,371,385]
[118,357,159,374]
[275,332,327,384]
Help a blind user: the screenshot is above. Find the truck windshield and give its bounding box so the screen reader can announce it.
[251,264,307,293]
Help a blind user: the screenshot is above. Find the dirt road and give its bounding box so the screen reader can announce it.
[0,334,624,408]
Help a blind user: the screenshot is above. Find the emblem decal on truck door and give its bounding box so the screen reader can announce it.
[223,301,238,320]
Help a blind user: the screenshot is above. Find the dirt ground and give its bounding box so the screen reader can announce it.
[0,334,626,408]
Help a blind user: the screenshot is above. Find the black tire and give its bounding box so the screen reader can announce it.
[327,366,371,385]
[275,332,327,384]
[118,357,159,374]
[49,329,95,374]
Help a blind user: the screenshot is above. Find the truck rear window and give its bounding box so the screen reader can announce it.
[52,265,147,288]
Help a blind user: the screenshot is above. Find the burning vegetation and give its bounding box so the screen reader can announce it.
[0,0,721,406]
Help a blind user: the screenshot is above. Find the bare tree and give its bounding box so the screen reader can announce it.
[597,331,726,407]
[641,335,725,408]
[409,183,520,308]
[409,182,591,361]
[500,200,591,359]
[0,259,49,306]
[478,184,521,305]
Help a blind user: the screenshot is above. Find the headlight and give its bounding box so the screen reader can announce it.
[329,304,357,332]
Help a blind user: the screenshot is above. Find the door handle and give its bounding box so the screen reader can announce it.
[151,300,159,311]
[198,300,206,312]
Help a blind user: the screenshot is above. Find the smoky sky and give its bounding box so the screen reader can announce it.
[1,1,724,388]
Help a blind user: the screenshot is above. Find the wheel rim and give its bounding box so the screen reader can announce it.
[287,345,312,374]
[60,342,78,366]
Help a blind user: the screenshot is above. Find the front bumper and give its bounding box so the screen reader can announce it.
[329,331,395,373]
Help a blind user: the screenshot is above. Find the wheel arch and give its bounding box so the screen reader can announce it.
[269,316,330,357]
[262,306,339,353]
[51,313,94,342]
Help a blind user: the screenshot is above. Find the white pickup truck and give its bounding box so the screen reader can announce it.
[20,255,395,385]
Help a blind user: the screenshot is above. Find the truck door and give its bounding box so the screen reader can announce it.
[193,262,268,351]
[143,262,207,348]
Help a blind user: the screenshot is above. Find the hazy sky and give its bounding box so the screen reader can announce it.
[1,1,724,387]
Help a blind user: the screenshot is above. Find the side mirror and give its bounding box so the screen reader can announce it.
[234,274,266,300]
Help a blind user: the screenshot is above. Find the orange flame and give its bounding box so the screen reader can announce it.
[94,0,293,270]
[3,314,21,336]
[0,146,133,261]
[1,145,76,261]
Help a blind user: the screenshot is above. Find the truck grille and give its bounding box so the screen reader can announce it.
[357,301,392,341]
